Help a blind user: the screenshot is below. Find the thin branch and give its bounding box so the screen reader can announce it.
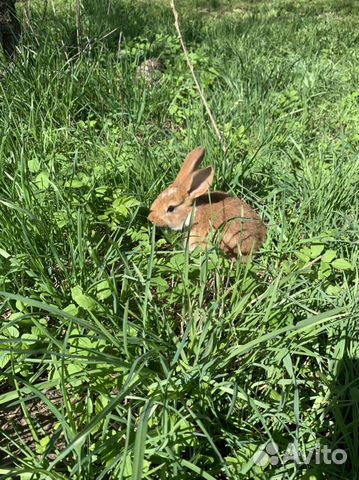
[76,0,82,53]
[22,0,40,48]
[23,0,31,31]
[117,31,123,62]
[50,0,56,15]
[170,0,225,149]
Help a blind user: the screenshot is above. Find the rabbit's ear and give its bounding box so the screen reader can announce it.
[188,166,214,199]
[174,147,205,184]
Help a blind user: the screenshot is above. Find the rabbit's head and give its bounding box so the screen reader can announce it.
[148,147,214,231]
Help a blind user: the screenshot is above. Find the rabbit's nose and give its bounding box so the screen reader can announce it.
[148,211,154,223]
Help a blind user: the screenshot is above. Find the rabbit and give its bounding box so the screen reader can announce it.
[148,147,266,261]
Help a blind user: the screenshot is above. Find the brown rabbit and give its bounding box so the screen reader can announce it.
[148,147,266,261]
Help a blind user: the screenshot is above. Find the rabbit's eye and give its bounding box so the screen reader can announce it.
[167,205,176,213]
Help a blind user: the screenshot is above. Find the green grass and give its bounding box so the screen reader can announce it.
[0,0,358,478]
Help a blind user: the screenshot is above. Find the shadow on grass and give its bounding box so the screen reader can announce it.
[24,0,358,59]
[61,0,206,52]
[79,0,359,44]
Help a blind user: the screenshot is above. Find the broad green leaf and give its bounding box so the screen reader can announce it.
[96,280,112,301]
[295,251,310,263]
[2,325,19,338]
[150,276,169,292]
[321,249,337,263]
[331,258,353,270]
[35,171,50,189]
[71,286,97,311]
[318,262,331,279]
[326,285,342,296]
[28,158,41,173]
[63,303,79,316]
[310,244,324,258]
[0,353,10,368]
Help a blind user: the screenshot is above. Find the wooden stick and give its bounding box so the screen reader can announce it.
[170,0,225,149]
[76,0,82,53]
[23,0,31,30]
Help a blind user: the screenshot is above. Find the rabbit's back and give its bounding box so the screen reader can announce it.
[193,192,266,260]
